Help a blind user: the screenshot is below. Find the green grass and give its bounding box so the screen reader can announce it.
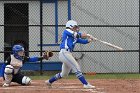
[85,73,140,79]
[30,73,140,80]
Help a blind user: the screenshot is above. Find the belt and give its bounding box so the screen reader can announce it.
[61,49,72,52]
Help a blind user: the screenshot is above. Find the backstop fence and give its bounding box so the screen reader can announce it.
[0,0,139,75]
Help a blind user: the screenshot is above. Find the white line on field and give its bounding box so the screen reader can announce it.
[32,82,105,90]
[31,82,81,85]
[0,86,105,93]
[0,87,94,91]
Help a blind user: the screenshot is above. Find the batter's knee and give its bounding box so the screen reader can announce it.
[22,76,31,85]
[4,65,14,74]
[61,73,69,77]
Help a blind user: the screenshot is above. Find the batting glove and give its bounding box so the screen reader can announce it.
[87,34,97,41]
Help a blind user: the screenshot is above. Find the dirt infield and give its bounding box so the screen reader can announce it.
[0,79,140,93]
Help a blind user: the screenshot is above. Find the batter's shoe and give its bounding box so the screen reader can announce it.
[2,83,10,87]
[45,80,52,88]
[83,83,95,88]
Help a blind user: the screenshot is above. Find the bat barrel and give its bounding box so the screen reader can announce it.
[96,39,123,50]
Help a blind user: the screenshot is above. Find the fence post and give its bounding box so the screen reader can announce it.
[68,0,71,20]
[55,0,58,43]
[139,0,140,74]
[40,0,43,75]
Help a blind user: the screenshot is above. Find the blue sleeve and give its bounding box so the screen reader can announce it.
[77,38,89,44]
[65,30,73,37]
[0,63,6,77]
[65,30,81,38]
[28,57,40,62]
[78,32,82,37]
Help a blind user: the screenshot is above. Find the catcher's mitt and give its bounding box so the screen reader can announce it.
[43,51,53,60]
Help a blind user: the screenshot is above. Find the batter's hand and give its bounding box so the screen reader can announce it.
[87,34,97,42]
[90,35,97,41]
[81,33,88,39]
[43,51,53,60]
[88,38,93,42]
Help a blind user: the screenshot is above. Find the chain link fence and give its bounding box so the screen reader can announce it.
[0,0,139,75]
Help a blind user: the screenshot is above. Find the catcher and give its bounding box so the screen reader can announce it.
[0,44,53,87]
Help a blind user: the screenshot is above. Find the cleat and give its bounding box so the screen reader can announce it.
[45,80,52,88]
[2,83,10,87]
[83,83,95,89]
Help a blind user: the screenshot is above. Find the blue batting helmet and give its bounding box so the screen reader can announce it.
[12,45,24,55]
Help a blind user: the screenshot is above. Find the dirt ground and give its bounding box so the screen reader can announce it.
[0,79,140,93]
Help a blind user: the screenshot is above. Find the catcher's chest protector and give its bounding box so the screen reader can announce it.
[10,55,23,68]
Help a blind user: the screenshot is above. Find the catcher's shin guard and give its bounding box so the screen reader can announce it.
[4,65,14,85]
[22,76,31,85]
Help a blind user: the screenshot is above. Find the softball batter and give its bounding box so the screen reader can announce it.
[45,20,96,88]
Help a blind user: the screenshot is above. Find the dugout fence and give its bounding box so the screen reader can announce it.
[0,0,139,75]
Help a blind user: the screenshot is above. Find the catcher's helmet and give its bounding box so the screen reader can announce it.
[66,20,78,28]
[12,45,24,55]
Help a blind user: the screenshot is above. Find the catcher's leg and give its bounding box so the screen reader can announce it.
[12,73,31,85]
[3,65,14,87]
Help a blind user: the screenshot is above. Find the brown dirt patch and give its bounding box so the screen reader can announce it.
[0,79,140,93]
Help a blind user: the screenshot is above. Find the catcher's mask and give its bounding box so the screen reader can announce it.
[12,45,25,60]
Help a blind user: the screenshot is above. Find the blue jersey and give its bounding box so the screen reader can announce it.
[60,29,89,51]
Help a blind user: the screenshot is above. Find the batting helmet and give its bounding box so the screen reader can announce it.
[66,20,78,28]
[12,45,24,55]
